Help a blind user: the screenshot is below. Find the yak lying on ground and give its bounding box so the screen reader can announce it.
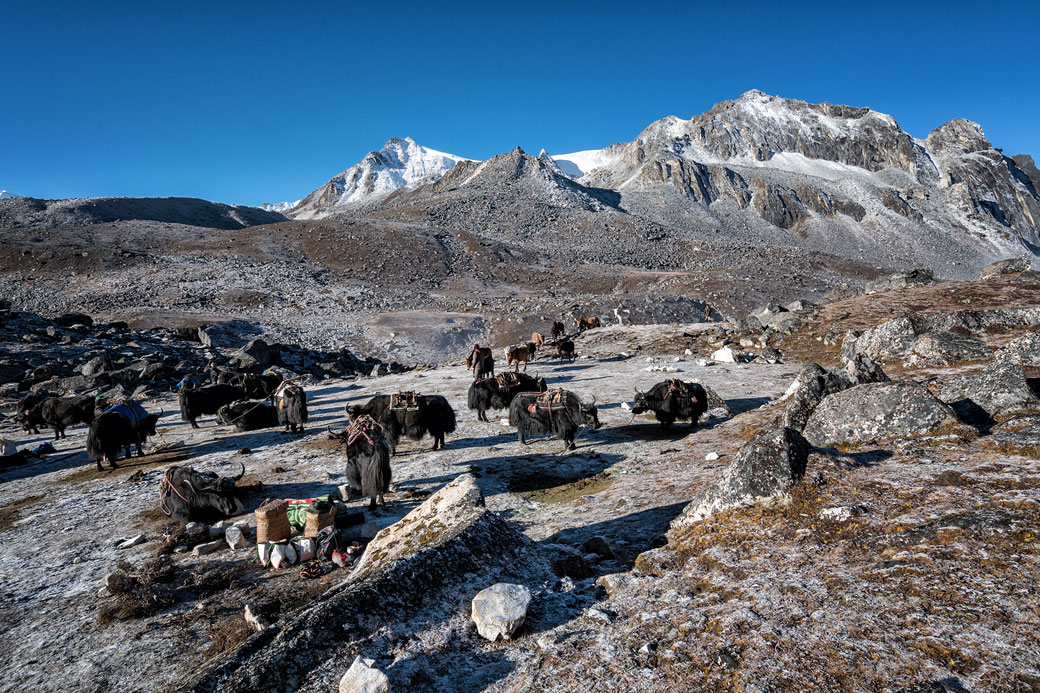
[468,371,547,422]
[347,392,457,453]
[556,340,576,361]
[550,321,565,340]
[178,384,245,429]
[23,394,95,439]
[329,415,391,511]
[231,373,283,402]
[577,316,601,331]
[216,401,280,431]
[159,463,245,522]
[508,388,600,451]
[274,382,308,432]
[506,342,537,371]
[632,379,708,430]
[86,400,160,471]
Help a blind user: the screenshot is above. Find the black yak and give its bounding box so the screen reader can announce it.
[231,372,282,402]
[159,464,245,522]
[177,375,202,391]
[577,316,601,331]
[22,394,95,439]
[632,379,708,430]
[506,342,537,372]
[178,384,245,429]
[550,321,565,340]
[329,415,391,511]
[347,391,457,453]
[19,392,53,434]
[86,400,160,471]
[274,382,308,433]
[216,401,279,431]
[556,340,576,361]
[508,388,600,451]
[468,371,547,422]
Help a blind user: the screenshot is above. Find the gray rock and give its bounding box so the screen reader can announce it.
[225,526,250,550]
[339,656,389,693]
[780,363,851,432]
[841,353,889,385]
[80,356,110,376]
[192,540,222,556]
[672,426,811,528]
[803,382,959,447]
[116,534,146,550]
[903,331,990,367]
[243,604,269,632]
[581,536,614,559]
[865,268,934,294]
[230,339,279,370]
[979,257,1030,279]
[471,583,532,641]
[993,331,1040,367]
[938,362,1040,423]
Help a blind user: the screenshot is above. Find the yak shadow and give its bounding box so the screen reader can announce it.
[463,451,624,498]
[614,421,703,442]
[546,363,596,373]
[811,446,893,470]
[726,396,773,414]
[443,432,518,450]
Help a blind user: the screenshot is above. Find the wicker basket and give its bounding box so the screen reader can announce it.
[304,502,337,538]
[255,500,290,543]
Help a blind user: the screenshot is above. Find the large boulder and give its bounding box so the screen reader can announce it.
[979,257,1030,279]
[176,474,529,692]
[803,382,960,447]
[471,583,532,641]
[228,339,280,370]
[902,331,991,367]
[937,362,1040,423]
[780,363,851,432]
[671,427,811,529]
[338,657,389,693]
[864,269,934,294]
[993,332,1040,367]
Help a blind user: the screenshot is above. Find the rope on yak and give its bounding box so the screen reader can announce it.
[345,415,382,446]
[158,467,189,517]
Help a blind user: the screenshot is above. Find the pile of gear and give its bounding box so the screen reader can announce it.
[254,495,374,571]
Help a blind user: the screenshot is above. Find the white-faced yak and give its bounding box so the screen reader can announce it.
[216,401,280,431]
[468,371,547,422]
[274,382,308,433]
[508,388,600,451]
[86,400,161,471]
[632,379,708,430]
[329,415,391,511]
[346,392,457,453]
[159,464,245,522]
[178,384,245,429]
[22,394,95,439]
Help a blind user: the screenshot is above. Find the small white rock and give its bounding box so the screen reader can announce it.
[225,526,250,550]
[471,583,532,641]
[339,656,389,693]
[704,452,720,461]
[192,540,221,557]
[117,534,146,550]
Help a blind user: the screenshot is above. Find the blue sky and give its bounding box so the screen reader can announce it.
[2,1,1037,205]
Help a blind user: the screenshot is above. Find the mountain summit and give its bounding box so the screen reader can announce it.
[292,137,469,219]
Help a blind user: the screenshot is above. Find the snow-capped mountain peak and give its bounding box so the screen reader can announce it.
[0,190,19,199]
[292,137,471,219]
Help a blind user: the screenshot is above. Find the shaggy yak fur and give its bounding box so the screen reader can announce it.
[468,372,547,422]
[508,389,600,451]
[347,393,457,453]
[178,384,245,429]
[159,464,245,522]
[231,373,283,402]
[86,402,160,471]
[577,316,601,331]
[23,394,95,439]
[506,342,538,371]
[556,340,576,361]
[274,382,308,432]
[550,321,565,340]
[330,417,391,511]
[632,379,708,429]
[216,401,279,431]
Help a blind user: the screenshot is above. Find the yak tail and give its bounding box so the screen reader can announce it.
[86,421,103,461]
[467,385,483,411]
[442,401,457,434]
[178,390,191,422]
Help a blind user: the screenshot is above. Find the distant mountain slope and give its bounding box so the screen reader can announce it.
[0,196,288,230]
[292,137,470,219]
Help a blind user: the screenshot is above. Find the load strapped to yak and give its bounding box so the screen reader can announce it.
[495,371,522,389]
[390,391,420,411]
[522,388,569,413]
[342,414,384,445]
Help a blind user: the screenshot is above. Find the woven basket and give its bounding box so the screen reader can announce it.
[304,503,337,538]
[255,500,290,543]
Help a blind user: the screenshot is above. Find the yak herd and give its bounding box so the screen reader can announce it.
[15,315,715,522]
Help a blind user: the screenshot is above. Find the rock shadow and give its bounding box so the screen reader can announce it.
[811,446,893,469]
[726,396,773,414]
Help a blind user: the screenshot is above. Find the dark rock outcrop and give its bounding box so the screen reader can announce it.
[979,257,1031,279]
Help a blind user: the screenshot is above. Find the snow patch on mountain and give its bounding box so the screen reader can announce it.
[545,149,620,179]
[0,190,19,199]
[259,200,299,213]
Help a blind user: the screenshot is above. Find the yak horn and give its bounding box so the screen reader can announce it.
[158,408,165,417]
[589,395,597,406]
[233,462,245,482]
